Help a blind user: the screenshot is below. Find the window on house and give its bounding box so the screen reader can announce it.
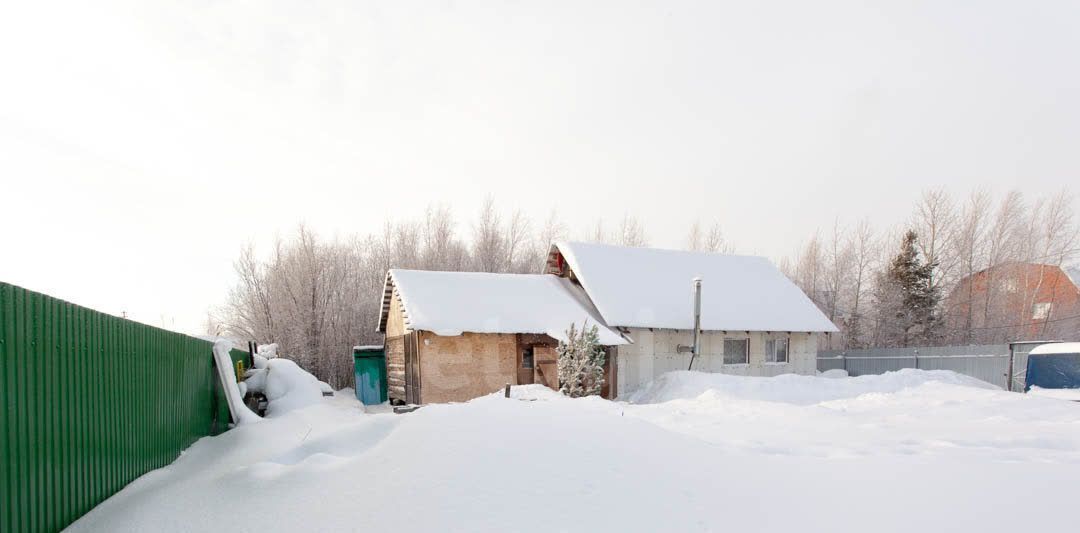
[723,339,749,365]
[765,338,789,363]
[1032,302,1052,320]
[521,347,535,369]
[1001,278,1019,294]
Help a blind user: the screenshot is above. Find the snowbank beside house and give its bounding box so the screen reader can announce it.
[627,368,997,405]
[818,368,849,378]
[472,383,566,402]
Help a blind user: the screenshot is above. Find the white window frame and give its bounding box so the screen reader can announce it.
[1032,302,1052,320]
[765,336,789,364]
[1002,278,1019,294]
[723,337,749,365]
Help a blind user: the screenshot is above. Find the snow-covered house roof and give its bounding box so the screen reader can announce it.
[546,241,839,333]
[377,269,627,345]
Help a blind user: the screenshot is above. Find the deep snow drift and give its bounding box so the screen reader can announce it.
[626,368,996,404]
[67,370,1080,533]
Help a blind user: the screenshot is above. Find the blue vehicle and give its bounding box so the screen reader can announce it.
[1025,342,1080,401]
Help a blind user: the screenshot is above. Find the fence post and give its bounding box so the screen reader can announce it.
[914,349,919,370]
[1006,344,1015,392]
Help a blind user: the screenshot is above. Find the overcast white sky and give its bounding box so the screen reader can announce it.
[2,1,1078,334]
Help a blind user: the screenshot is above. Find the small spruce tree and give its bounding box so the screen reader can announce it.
[557,322,606,397]
[880,230,941,345]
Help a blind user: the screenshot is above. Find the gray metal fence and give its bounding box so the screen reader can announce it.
[818,344,1052,390]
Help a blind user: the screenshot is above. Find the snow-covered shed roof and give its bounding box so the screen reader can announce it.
[377,269,627,345]
[1030,342,1080,355]
[546,241,839,333]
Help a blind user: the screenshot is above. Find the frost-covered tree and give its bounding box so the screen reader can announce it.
[686,220,735,254]
[471,197,507,273]
[557,322,606,398]
[844,220,878,348]
[616,214,649,247]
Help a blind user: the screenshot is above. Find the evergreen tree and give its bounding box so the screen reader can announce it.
[557,322,606,397]
[881,230,941,345]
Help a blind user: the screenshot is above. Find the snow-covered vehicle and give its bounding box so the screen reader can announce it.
[1025,342,1080,401]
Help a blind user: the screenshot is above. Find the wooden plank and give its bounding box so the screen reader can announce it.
[601,346,618,399]
[403,332,421,404]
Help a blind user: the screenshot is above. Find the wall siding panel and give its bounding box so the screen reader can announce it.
[617,329,822,397]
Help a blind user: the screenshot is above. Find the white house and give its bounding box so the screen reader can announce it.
[544,242,838,397]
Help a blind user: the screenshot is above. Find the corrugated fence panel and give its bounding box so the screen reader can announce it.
[0,282,241,532]
[816,344,1051,389]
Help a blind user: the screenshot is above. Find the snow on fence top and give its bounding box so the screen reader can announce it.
[379,269,627,345]
[549,241,839,333]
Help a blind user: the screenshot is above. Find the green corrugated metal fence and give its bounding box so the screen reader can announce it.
[0,282,244,532]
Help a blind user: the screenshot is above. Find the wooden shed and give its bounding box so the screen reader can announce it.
[376,269,627,404]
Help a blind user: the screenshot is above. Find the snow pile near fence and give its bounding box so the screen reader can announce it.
[248,358,332,417]
[257,343,279,358]
[627,368,997,405]
[240,344,335,417]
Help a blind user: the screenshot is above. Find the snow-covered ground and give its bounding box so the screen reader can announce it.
[67,370,1080,532]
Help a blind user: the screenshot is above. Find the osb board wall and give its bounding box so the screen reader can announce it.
[385,291,408,337]
[385,294,408,402]
[418,332,517,404]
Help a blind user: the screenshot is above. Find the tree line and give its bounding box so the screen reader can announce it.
[213,190,1077,387]
[782,189,1079,349]
[210,198,729,387]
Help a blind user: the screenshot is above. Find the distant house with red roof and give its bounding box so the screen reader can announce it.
[947,263,1080,341]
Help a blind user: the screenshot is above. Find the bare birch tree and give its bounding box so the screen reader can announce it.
[950,189,991,342]
[616,214,649,247]
[845,220,877,348]
[687,220,734,253]
[472,197,507,273]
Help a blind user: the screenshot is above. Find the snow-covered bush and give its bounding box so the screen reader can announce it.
[557,322,606,398]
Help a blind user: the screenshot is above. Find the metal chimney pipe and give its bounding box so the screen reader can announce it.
[688,277,702,371]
